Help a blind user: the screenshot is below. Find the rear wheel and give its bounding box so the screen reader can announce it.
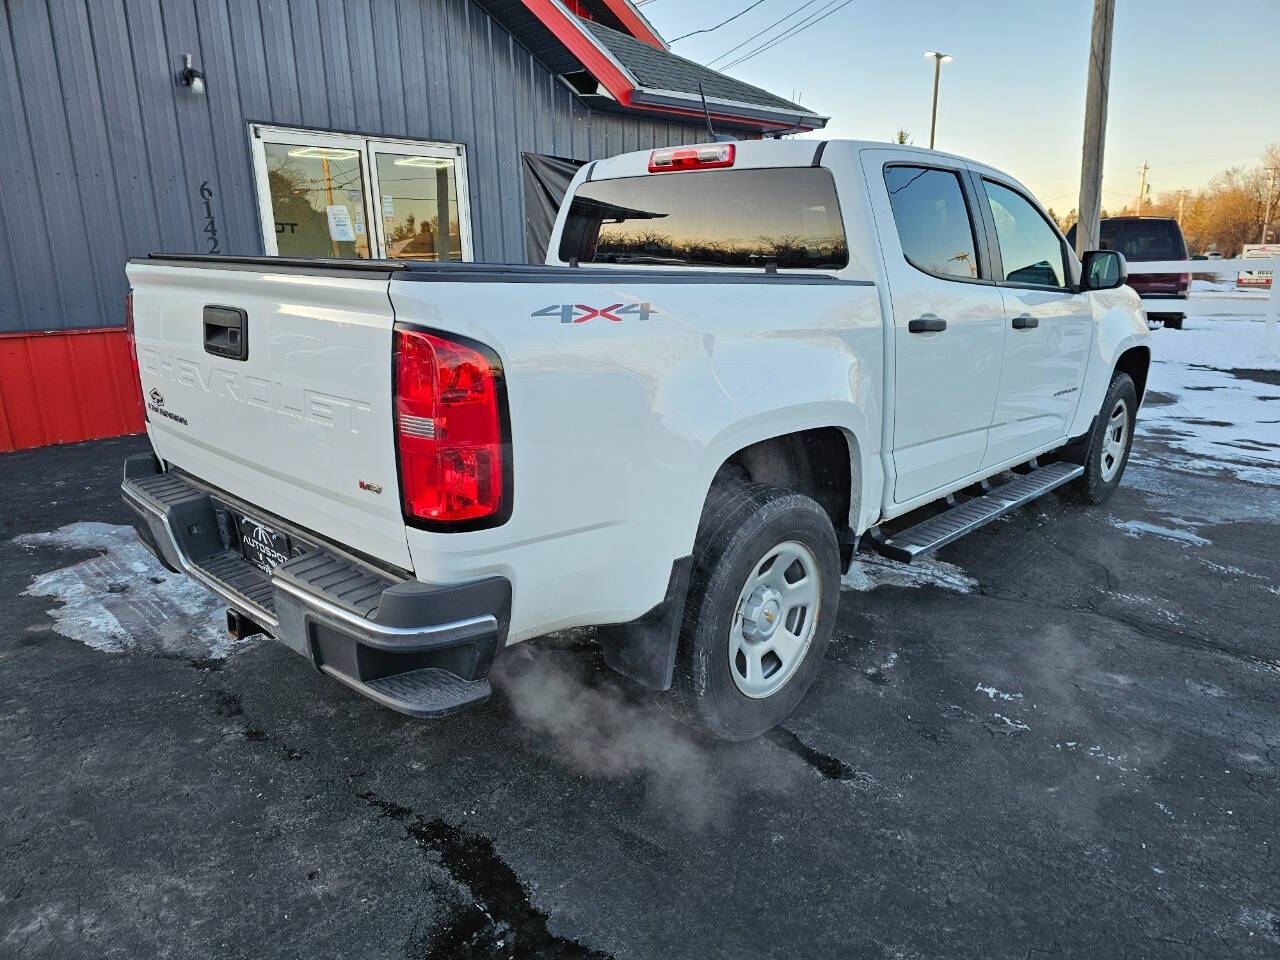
[671,482,840,741]
[1065,372,1137,505]
[1158,313,1185,330]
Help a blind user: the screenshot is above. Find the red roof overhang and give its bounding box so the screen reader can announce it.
[522,0,637,105]
[597,0,666,49]
[518,0,825,132]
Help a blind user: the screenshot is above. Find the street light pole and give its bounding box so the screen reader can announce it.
[923,51,953,149]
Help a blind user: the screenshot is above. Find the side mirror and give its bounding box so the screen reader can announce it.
[1082,249,1128,291]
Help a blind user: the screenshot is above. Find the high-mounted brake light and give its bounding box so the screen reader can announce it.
[393,326,510,528]
[648,143,735,173]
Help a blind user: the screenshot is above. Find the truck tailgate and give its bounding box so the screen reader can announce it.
[125,261,412,570]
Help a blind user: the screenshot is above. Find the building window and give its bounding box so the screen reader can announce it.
[248,125,474,261]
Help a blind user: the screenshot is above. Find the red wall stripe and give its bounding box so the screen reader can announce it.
[0,329,144,453]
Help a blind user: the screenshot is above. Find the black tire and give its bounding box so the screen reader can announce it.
[1064,372,1138,505]
[670,481,840,741]
[1161,314,1185,330]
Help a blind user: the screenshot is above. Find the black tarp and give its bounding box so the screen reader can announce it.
[521,153,585,264]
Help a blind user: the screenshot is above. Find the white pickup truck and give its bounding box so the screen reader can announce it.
[123,139,1149,740]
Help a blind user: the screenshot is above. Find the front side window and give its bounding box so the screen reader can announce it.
[883,166,979,280]
[558,168,848,269]
[983,180,1067,288]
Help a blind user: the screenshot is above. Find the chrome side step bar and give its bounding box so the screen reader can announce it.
[870,461,1085,563]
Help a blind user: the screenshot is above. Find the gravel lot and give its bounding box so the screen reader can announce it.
[2,318,1278,959]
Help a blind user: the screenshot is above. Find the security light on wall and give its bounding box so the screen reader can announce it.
[180,54,205,95]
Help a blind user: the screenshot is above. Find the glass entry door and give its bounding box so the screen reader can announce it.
[249,126,472,261]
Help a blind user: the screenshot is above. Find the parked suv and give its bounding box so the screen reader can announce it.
[1068,217,1190,329]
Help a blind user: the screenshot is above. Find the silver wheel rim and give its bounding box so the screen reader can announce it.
[729,540,821,699]
[1100,397,1129,482]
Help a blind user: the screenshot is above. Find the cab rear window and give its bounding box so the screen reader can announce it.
[557,167,848,269]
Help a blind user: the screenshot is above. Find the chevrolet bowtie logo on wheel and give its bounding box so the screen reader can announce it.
[531,302,655,324]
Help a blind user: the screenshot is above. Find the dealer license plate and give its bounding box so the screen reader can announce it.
[238,515,292,574]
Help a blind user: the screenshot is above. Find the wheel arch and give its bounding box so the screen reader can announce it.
[1114,344,1151,404]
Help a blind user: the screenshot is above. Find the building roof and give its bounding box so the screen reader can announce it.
[474,0,827,133]
[582,21,812,116]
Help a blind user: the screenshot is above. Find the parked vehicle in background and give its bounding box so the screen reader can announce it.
[1068,216,1191,329]
[1238,243,1278,289]
[121,140,1149,740]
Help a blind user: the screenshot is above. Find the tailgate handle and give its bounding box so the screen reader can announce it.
[204,305,248,360]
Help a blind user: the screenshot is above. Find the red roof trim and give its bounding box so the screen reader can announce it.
[598,0,666,49]
[519,0,821,131]
[520,0,636,105]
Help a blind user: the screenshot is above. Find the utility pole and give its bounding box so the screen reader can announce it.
[1136,162,1149,215]
[1261,169,1276,243]
[1075,0,1115,257]
[1176,189,1186,225]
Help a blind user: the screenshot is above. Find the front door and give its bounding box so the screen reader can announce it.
[973,177,1092,467]
[863,152,1006,504]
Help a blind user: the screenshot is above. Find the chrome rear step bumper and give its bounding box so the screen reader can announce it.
[121,454,510,717]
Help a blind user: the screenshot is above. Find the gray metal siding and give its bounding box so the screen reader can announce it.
[0,0,709,334]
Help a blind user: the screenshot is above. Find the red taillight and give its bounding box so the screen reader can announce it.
[393,326,508,527]
[125,291,146,418]
[648,143,735,173]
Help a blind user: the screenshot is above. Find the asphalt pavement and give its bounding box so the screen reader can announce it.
[2,333,1278,959]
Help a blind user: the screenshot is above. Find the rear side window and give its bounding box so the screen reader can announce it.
[557,168,848,269]
[883,166,979,280]
[982,180,1067,288]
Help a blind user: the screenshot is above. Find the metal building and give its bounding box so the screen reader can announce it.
[0,0,825,452]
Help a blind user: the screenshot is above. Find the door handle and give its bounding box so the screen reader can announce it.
[908,315,947,333]
[204,305,248,360]
[1011,315,1039,330]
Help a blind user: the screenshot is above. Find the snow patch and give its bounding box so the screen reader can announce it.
[988,713,1029,734]
[1109,518,1210,545]
[1054,740,1139,773]
[1134,316,1280,486]
[16,522,237,659]
[975,683,1023,702]
[842,552,975,593]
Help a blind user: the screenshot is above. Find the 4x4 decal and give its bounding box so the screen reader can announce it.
[532,302,656,324]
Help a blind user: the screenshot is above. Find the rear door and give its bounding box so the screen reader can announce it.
[972,176,1092,467]
[126,260,413,569]
[863,151,1005,504]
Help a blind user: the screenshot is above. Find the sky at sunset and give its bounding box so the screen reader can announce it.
[638,0,1279,214]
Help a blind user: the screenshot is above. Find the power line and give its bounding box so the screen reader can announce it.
[671,1,768,43]
[707,0,825,66]
[720,0,853,71]
[721,0,850,69]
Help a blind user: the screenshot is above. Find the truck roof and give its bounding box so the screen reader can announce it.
[588,137,999,179]
[585,138,1035,206]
